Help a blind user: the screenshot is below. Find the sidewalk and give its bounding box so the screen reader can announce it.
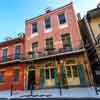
[0,87,100,99]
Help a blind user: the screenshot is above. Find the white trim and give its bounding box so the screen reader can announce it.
[44,28,52,33]
[14,43,22,47]
[57,11,68,29]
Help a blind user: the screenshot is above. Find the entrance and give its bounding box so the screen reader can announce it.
[28,70,35,90]
[64,64,80,86]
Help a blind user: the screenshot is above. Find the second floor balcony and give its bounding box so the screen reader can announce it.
[0,42,85,64]
[0,54,24,64]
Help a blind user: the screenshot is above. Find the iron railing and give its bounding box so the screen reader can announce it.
[0,43,84,63]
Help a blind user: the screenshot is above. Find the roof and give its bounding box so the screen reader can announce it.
[87,7,100,19]
[25,2,73,23]
[0,36,25,47]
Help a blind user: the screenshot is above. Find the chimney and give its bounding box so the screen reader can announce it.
[45,7,52,13]
[77,13,81,21]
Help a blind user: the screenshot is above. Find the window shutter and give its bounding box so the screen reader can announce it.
[77,64,87,86]
[40,69,45,88]
[54,68,59,87]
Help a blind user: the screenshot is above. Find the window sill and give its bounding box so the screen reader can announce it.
[32,32,38,37]
[59,23,68,29]
[44,28,52,33]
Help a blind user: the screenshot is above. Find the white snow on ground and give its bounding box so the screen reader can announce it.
[0,87,100,99]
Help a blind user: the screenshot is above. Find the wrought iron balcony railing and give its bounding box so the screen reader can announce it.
[0,42,84,64]
[0,54,24,63]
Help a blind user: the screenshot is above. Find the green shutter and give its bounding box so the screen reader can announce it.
[61,64,66,86]
[54,68,59,87]
[77,64,87,86]
[40,69,45,88]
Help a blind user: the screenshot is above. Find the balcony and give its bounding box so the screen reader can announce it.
[26,46,84,61]
[0,41,85,64]
[0,54,24,64]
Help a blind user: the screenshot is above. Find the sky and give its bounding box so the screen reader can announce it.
[0,0,99,42]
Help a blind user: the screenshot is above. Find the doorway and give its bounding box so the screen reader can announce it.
[28,70,35,90]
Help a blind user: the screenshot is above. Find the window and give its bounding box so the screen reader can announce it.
[15,45,21,59]
[72,66,78,77]
[45,68,55,80]
[45,38,53,50]
[45,17,51,29]
[12,69,19,82]
[58,13,66,25]
[32,42,38,51]
[32,42,38,57]
[61,34,72,50]
[0,71,5,83]
[51,68,55,79]
[2,48,8,61]
[66,66,71,78]
[65,65,79,78]
[32,23,37,33]
[46,69,49,79]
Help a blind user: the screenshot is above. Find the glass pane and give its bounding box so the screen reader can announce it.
[32,23,37,33]
[3,48,8,57]
[66,66,72,78]
[46,69,49,79]
[15,45,21,54]
[72,66,78,77]
[51,68,55,79]
[32,42,38,50]
[46,38,53,49]
[58,13,66,24]
[45,18,51,29]
[62,34,72,49]
[0,71,4,82]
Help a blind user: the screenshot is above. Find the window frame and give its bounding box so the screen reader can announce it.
[44,17,51,30]
[45,38,53,50]
[32,42,38,51]
[0,70,5,83]
[57,12,68,29]
[45,67,56,80]
[61,33,72,50]
[32,23,38,34]
[2,47,8,61]
[65,64,79,78]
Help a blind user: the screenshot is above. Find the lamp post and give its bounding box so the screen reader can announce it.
[58,59,64,96]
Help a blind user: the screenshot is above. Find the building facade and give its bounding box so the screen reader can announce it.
[0,2,93,90]
[79,5,100,85]
[0,36,25,90]
[87,6,100,59]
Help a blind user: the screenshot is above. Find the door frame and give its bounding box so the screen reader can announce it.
[26,66,35,90]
